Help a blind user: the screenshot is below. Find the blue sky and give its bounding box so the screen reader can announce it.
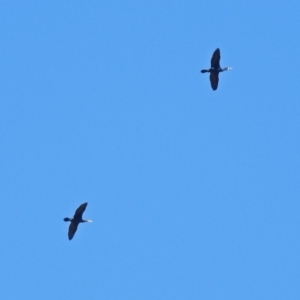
[1,1,300,299]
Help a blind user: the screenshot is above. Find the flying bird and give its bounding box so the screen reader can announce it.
[201,48,232,90]
[63,202,92,240]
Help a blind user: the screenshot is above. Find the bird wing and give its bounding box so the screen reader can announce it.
[210,72,219,90]
[210,48,220,69]
[68,221,79,240]
[73,202,88,219]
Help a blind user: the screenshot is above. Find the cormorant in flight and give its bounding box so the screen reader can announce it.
[201,48,232,90]
[64,202,92,240]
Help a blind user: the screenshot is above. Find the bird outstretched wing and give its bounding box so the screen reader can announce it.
[210,72,219,90]
[68,221,79,240]
[211,48,220,69]
[73,202,88,219]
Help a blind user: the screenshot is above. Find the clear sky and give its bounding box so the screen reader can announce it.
[1,1,300,299]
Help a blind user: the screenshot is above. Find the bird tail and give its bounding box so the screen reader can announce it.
[86,220,93,222]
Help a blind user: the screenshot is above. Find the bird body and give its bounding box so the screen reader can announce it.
[64,202,92,240]
[201,48,232,90]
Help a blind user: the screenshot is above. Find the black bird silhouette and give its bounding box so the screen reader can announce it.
[63,202,92,240]
[201,48,232,90]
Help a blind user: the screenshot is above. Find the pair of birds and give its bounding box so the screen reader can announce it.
[201,48,232,90]
[64,49,230,240]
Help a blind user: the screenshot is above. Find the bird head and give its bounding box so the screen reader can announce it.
[63,217,72,222]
